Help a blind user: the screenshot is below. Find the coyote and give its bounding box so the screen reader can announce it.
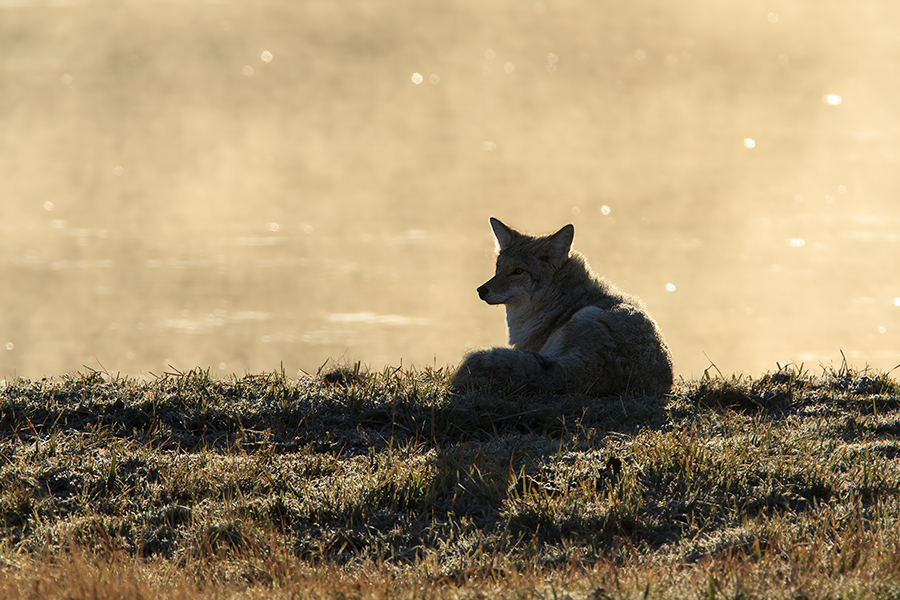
[451,218,673,396]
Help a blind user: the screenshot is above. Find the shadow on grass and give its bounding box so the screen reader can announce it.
[0,366,669,455]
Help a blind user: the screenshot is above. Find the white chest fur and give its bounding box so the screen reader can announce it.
[505,304,544,349]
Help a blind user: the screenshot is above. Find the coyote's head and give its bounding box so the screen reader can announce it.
[476,217,574,306]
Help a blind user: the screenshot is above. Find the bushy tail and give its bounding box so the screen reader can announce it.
[451,346,672,396]
[450,347,567,393]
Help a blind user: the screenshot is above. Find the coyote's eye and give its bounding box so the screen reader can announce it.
[511,268,526,276]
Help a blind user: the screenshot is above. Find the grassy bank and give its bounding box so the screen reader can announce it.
[1,362,899,599]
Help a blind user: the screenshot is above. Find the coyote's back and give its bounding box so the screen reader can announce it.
[451,218,673,396]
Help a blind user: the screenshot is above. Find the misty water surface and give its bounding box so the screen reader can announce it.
[1,0,899,379]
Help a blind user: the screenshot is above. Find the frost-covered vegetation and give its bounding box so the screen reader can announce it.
[1,363,899,598]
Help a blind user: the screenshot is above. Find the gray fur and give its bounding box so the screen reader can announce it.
[451,218,674,396]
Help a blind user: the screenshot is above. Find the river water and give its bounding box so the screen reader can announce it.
[2,0,899,380]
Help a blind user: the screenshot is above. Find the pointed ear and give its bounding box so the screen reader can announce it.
[489,217,517,250]
[545,224,574,267]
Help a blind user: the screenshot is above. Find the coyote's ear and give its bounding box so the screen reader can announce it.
[545,224,574,267]
[489,217,517,250]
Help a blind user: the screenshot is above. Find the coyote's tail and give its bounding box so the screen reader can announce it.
[450,347,568,393]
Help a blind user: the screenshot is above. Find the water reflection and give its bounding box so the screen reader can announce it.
[327,313,429,326]
[164,311,273,335]
[1,0,899,379]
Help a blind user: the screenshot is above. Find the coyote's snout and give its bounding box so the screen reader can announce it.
[451,217,673,396]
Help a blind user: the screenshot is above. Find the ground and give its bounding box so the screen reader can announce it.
[1,362,899,598]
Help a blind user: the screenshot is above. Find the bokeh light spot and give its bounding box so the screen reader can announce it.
[789,238,805,247]
[767,12,779,23]
[5,343,13,351]
[601,205,611,215]
[504,62,515,73]
[411,72,423,84]
[823,94,842,106]
[665,283,676,292]
[744,138,756,149]
[261,50,273,62]
[43,201,54,211]
[429,74,440,84]
[242,65,254,76]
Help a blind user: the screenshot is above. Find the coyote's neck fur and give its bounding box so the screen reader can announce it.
[506,251,620,352]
